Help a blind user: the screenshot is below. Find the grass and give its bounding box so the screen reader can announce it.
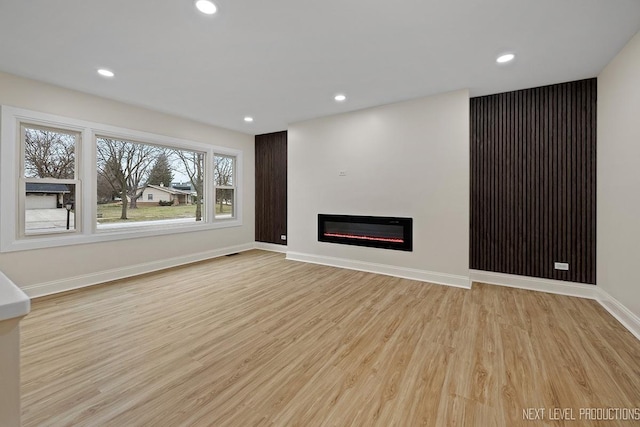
[97,203,232,223]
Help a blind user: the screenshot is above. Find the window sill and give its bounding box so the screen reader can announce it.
[97,217,207,231]
[0,218,242,253]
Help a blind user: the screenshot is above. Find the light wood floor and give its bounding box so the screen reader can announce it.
[21,250,640,426]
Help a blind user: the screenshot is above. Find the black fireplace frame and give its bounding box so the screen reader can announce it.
[318,214,413,251]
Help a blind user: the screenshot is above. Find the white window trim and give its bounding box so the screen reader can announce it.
[1,105,243,253]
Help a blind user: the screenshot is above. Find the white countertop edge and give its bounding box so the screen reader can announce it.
[0,270,30,321]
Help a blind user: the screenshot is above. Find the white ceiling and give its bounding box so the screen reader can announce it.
[0,0,639,135]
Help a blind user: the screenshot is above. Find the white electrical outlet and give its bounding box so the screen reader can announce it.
[280,234,287,241]
[554,262,569,271]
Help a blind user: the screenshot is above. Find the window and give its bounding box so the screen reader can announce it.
[214,154,235,218]
[95,137,206,230]
[21,125,81,236]
[0,106,243,252]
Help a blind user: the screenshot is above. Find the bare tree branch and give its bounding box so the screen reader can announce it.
[24,128,75,179]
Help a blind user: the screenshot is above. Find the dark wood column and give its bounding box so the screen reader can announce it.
[470,79,597,284]
[255,131,288,245]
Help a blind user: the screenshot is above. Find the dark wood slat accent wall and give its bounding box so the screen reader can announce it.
[470,79,596,284]
[255,131,288,245]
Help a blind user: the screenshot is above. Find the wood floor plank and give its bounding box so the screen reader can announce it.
[20,250,640,426]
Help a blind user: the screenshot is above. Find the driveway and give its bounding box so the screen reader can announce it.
[25,208,75,234]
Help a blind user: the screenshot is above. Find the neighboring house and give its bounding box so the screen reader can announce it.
[138,184,193,206]
[25,182,70,209]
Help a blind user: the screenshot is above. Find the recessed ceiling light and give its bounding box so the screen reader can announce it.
[334,94,347,102]
[97,68,115,78]
[244,116,254,122]
[195,0,217,15]
[496,53,515,64]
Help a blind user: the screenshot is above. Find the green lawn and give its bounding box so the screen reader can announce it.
[216,203,233,215]
[97,203,232,223]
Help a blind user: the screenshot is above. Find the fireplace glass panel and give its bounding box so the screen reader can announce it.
[318,214,412,251]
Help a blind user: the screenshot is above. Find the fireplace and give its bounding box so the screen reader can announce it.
[318,214,413,251]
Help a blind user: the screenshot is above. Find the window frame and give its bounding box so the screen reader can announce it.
[20,178,82,237]
[0,106,243,253]
[214,153,237,219]
[19,123,83,237]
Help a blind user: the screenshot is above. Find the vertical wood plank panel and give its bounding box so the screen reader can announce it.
[255,131,288,245]
[470,78,596,284]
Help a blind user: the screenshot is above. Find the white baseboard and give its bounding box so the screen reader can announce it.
[469,269,640,341]
[597,289,640,341]
[286,251,471,289]
[22,243,255,298]
[469,269,598,299]
[254,242,288,253]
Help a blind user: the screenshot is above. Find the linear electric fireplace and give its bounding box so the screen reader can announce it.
[318,214,413,251]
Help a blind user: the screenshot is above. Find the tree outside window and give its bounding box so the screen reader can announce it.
[96,137,208,226]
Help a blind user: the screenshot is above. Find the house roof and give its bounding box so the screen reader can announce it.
[0,1,638,135]
[171,183,193,192]
[25,183,71,194]
[145,185,192,196]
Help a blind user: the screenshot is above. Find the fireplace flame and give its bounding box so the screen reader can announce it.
[323,232,404,243]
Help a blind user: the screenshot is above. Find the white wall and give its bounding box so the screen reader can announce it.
[0,72,255,292]
[598,31,640,320]
[288,90,470,287]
